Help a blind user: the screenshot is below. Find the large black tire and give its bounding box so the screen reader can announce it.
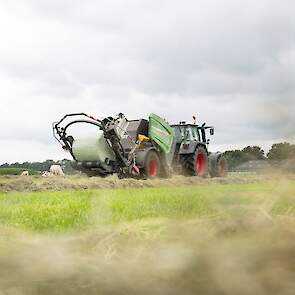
[143,150,161,178]
[209,154,227,177]
[181,146,209,177]
[84,170,108,178]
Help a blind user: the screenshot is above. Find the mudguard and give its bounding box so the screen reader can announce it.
[149,114,174,154]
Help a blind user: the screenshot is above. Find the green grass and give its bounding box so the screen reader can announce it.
[0,179,294,232]
[0,191,92,231]
[109,187,215,221]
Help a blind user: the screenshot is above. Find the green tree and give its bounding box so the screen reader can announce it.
[224,150,248,170]
[224,145,265,171]
[267,142,295,161]
[242,146,265,160]
[0,159,77,175]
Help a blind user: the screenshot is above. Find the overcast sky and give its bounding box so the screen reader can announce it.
[0,0,294,163]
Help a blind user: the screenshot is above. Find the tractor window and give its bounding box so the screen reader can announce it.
[192,129,198,140]
[188,128,193,140]
[200,129,206,142]
[180,126,185,139]
[196,129,201,141]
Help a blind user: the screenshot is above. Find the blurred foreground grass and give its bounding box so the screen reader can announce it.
[0,177,295,294]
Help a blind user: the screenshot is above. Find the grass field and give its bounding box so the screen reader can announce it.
[0,179,294,232]
[0,175,295,294]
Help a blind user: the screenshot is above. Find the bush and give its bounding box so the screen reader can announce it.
[0,168,38,175]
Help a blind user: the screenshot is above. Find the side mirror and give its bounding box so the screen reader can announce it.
[210,128,214,135]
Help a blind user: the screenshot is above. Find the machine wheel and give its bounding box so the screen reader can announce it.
[210,154,228,177]
[85,170,108,178]
[182,146,209,177]
[143,150,161,178]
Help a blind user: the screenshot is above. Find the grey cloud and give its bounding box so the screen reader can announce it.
[4,0,295,97]
[0,0,294,162]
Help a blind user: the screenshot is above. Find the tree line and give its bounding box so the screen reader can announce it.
[224,142,295,171]
[0,159,76,174]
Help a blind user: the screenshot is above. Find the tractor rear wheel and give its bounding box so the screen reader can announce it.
[143,150,161,178]
[217,156,227,177]
[182,146,209,177]
[210,154,228,177]
[86,172,108,178]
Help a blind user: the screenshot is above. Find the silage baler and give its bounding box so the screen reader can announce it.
[53,113,227,178]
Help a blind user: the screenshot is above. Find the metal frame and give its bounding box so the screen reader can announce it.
[53,113,104,161]
[52,113,139,175]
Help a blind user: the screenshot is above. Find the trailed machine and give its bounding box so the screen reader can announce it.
[53,113,227,178]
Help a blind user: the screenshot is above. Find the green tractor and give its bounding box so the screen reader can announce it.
[53,113,227,178]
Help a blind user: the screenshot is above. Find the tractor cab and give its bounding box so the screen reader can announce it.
[172,122,214,145]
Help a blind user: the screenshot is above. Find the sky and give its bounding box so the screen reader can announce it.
[0,0,294,163]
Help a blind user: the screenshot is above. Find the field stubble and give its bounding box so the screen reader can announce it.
[0,173,293,192]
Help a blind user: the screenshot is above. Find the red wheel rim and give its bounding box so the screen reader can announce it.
[148,159,158,177]
[195,153,206,176]
[219,159,226,177]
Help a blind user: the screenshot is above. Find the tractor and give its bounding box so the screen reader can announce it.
[53,113,227,178]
